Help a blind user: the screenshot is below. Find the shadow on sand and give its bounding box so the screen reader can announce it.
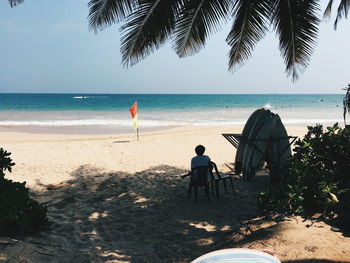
[0,165,349,263]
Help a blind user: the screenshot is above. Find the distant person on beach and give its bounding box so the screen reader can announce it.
[182,145,211,179]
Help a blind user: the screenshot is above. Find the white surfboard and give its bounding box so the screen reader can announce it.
[234,108,265,174]
[241,110,272,180]
[191,248,281,263]
[246,114,278,181]
[267,114,292,182]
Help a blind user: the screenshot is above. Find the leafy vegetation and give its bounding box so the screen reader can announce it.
[258,124,350,227]
[343,84,350,126]
[0,148,50,236]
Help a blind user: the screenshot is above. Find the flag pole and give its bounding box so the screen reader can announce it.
[137,127,139,140]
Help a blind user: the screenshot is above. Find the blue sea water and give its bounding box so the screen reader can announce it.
[0,93,343,111]
[0,93,344,132]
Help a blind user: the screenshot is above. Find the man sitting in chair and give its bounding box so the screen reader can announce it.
[182,145,212,179]
[182,145,236,198]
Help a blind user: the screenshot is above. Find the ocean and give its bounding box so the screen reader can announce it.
[0,93,344,134]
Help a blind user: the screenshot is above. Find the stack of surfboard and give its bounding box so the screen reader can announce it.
[234,108,292,181]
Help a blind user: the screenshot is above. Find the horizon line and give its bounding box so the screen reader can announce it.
[0,92,344,95]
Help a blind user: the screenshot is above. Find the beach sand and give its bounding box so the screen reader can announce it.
[0,125,349,263]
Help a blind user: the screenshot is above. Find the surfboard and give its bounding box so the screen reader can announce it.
[246,114,277,181]
[267,114,292,182]
[241,109,272,180]
[191,248,281,263]
[276,115,292,160]
[234,108,265,174]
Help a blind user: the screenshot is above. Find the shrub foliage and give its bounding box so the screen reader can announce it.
[258,124,350,224]
[0,148,50,235]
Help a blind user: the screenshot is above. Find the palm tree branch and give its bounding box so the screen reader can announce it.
[88,0,137,32]
[229,4,250,64]
[271,0,319,81]
[226,0,270,70]
[334,0,350,29]
[123,0,161,60]
[286,0,296,65]
[173,0,231,57]
[121,0,180,66]
[8,0,24,7]
[176,0,205,56]
[323,0,334,19]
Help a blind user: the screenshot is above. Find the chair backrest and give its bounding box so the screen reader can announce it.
[192,166,210,186]
[209,161,223,180]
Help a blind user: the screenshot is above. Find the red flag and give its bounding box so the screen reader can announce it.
[129,101,138,129]
[129,101,137,118]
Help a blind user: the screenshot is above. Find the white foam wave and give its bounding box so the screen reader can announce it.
[263,103,273,109]
[0,119,184,127]
[282,119,343,124]
[0,107,342,128]
[0,117,342,127]
[73,96,90,99]
[72,96,108,99]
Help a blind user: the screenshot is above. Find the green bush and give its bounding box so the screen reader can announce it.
[258,124,350,224]
[0,148,50,235]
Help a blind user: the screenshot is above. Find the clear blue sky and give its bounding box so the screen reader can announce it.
[0,0,349,94]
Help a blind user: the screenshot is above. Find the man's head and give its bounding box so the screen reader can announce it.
[195,145,205,156]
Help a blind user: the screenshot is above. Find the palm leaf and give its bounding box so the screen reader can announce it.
[334,0,350,29]
[271,0,319,81]
[88,0,137,32]
[173,0,231,57]
[8,0,24,7]
[323,0,334,19]
[120,0,180,67]
[226,0,270,71]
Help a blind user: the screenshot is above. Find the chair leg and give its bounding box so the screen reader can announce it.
[229,177,236,196]
[205,184,210,201]
[215,181,219,198]
[188,179,193,197]
[194,185,198,202]
[223,179,228,194]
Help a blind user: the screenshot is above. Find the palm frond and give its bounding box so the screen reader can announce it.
[226,0,270,71]
[334,0,350,29]
[323,0,334,19]
[120,0,181,67]
[8,0,24,7]
[271,0,319,81]
[173,0,231,57]
[88,0,137,32]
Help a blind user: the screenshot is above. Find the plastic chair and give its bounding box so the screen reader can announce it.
[188,166,210,202]
[210,161,236,197]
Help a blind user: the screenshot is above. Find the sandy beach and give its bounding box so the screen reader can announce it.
[1,125,349,263]
[2,0,350,260]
